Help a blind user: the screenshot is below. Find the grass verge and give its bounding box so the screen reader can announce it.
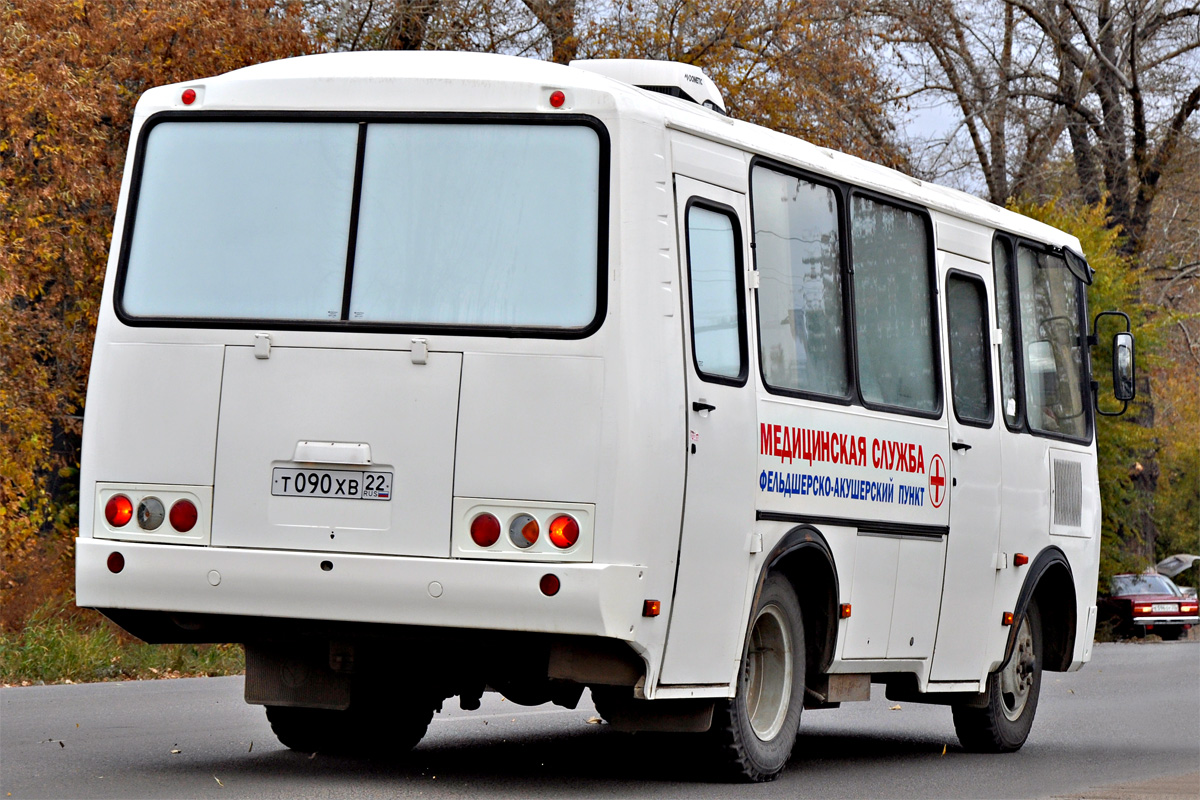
[0,604,243,686]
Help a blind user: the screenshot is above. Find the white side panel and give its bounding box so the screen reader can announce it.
[843,533,899,658]
[212,346,461,557]
[454,353,604,503]
[933,215,992,262]
[81,343,224,486]
[887,536,947,657]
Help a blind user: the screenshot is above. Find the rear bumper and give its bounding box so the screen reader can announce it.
[1132,616,1198,626]
[76,538,645,640]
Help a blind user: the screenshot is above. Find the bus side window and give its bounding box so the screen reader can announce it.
[750,166,849,399]
[850,196,939,414]
[946,273,994,426]
[685,204,747,383]
[993,238,1022,428]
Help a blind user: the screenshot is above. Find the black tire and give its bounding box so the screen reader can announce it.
[953,600,1043,753]
[266,698,434,756]
[710,574,805,782]
[1157,626,1183,641]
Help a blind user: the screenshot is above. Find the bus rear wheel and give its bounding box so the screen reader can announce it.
[266,699,434,756]
[710,574,805,782]
[952,600,1043,752]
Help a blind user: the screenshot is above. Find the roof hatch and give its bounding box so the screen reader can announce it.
[569,59,726,115]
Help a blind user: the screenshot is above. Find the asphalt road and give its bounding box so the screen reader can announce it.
[2,642,1197,799]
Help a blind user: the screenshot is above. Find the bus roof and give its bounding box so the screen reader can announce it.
[137,50,1079,252]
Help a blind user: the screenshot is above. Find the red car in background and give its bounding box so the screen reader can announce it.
[1100,573,1199,640]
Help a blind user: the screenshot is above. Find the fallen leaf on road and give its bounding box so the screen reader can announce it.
[248,741,253,753]
[213,776,224,787]
[170,749,181,755]
[941,744,946,756]
[586,717,603,724]
[889,705,902,711]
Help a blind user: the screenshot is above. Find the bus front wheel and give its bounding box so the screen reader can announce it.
[952,600,1043,752]
[710,574,805,782]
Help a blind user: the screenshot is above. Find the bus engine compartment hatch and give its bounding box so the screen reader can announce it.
[211,345,462,558]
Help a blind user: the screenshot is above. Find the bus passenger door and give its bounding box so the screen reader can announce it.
[659,175,758,686]
[931,255,1003,681]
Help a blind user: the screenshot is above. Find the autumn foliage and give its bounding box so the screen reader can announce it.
[0,0,312,629]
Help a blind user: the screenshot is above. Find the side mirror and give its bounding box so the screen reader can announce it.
[1113,332,1135,401]
[1089,310,1134,416]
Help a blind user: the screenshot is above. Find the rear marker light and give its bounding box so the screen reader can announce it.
[642,599,660,617]
[549,90,565,108]
[1013,553,1029,567]
[1002,612,1014,626]
[510,514,539,549]
[539,574,560,596]
[470,513,501,547]
[840,603,853,619]
[105,495,133,527]
[169,499,198,533]
[107,552,125,574]
[137,497,165,531]
[548,515,579,549]
[182,88,196,105]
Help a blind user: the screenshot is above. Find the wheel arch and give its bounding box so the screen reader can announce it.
[756,525,840,681]
[1011,546,1076,672]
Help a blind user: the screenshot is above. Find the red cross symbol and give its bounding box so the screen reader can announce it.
[929,454,946,508]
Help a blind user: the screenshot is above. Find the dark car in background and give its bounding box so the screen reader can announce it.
[1100,573,1199,640]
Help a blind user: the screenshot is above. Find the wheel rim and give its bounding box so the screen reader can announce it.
[999,613,1035,721]
[744,603,793,740]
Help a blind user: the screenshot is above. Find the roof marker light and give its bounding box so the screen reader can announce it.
[549,90,565,108]
[182,88,197,105]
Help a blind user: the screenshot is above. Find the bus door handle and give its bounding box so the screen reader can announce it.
[692,401,716,414]
[951,441,972,452]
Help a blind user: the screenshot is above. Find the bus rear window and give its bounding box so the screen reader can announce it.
[119,118,604,332]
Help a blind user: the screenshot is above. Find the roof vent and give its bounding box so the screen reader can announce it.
[569,59,726,115]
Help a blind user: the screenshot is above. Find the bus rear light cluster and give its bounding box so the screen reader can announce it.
[454,499,594,562]
[107,493,197,533]
[466,511,582,551]
[95,484,210,544]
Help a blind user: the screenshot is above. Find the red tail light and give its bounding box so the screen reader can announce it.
[1133,604,1153,614]
[469,513,501,547]
[105,495,133,527]
[169,499,198,532]
[1181,603,1198,613]
[547,515,579,548]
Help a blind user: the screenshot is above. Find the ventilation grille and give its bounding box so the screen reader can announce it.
[1053,459,1083,528]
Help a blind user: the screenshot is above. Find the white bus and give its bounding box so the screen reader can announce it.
[77,52,1136,781]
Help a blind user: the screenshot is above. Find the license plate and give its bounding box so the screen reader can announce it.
[271,468,393,500]
[1151,603,1178,613]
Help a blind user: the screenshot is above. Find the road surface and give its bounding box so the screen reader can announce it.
[2,641,1197,799]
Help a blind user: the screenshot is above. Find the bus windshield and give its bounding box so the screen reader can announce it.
[120,119,603,330]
